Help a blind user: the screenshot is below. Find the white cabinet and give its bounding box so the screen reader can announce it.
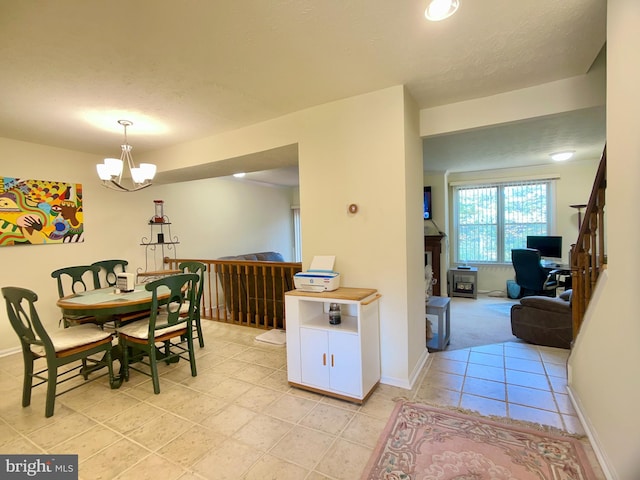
[286,287,381,403]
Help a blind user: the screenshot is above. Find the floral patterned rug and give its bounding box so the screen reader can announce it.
[362,401,601,480]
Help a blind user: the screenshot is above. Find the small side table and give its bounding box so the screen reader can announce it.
[448,267,478,299]
[426,296,451,352]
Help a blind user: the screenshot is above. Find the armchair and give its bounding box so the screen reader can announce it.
[510,290,572,349]
[511,248,559,297]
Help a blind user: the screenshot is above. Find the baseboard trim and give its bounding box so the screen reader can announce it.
[380,348,430,390]
[567,385,615,480]
[0,347,20,358]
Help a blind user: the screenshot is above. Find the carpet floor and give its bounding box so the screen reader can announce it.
[362,401,604,480]
[433,294,521,351]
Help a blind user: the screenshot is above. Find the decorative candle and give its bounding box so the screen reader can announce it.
[153,200,164,223]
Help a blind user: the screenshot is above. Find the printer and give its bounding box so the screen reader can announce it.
[294,255,341,292]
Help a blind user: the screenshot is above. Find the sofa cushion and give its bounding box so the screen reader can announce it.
[218,251,284,262]
[255,252,285,262]
[559,289,572,304]
[519,296,570,314]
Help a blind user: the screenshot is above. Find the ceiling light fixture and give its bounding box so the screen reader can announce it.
[425,0,460,21]
[233,172,246,178]
[550,151,575,162]
[96,120,156,192]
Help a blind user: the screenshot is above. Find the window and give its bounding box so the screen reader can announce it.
[453,180,555,263]
[292,206,301,262]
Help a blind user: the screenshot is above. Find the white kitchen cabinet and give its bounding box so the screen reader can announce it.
[285,287,381,403]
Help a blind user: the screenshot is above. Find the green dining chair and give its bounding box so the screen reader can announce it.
[2,286,116,417]
[91,259,129,288]
[117,273,199,394]
[51,264,101,326]
[90,259,148,326]
[178,261,207,348]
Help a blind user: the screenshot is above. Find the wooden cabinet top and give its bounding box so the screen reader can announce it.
[286,287,377,302]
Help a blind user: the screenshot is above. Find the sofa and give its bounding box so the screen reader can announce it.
[510,290,573,349]
[216,251,299,328]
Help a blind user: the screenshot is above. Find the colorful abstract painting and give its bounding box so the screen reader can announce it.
[0,177,84,246]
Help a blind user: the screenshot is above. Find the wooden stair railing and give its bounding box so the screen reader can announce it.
[164,257,302,330]
[570,146,607,340]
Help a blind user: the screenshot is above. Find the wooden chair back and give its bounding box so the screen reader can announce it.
[91,259,129,288]
[179,261,207,347]
[51,264,100,298]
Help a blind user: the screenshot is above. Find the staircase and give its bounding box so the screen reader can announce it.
[570,146,607,340]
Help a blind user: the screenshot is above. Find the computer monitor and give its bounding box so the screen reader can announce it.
[526,235,562,259]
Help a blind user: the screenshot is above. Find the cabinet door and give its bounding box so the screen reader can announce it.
[300,327,330,390]
[328,331,360,397]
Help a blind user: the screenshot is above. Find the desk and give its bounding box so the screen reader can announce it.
[426,296,451,352]
[541,261,570,271]
[542,263,571,290]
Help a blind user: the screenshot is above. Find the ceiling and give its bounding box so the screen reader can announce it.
[423,104,606,174]
[0,1,606,185]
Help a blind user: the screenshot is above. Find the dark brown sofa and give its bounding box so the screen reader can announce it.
[510,290,573,349]
[216,251,298,328]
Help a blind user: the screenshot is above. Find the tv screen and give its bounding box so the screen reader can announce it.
[526,235,562,259]
[423,186,432,220]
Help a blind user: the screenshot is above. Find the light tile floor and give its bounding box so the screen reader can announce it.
[0,320,583,480]
[415,341,584,435]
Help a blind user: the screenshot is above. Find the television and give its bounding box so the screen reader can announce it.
[423,186,432,220]
[526,235,562,259]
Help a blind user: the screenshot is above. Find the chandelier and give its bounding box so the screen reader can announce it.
[96,120,157,192]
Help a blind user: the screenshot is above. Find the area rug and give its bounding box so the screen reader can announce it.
[362,401,600,480]
[254,328,286,346]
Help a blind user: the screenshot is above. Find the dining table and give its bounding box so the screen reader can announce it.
[56,284,171,322]
[56,284,172,387]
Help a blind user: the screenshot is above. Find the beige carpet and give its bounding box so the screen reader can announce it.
[428,294,521,351]
[362,401,603,480]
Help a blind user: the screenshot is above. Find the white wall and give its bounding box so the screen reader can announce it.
[419,59,605,138]
[0,137,294,353]
[137,86,427,388]
[299,87,426,387]
[568,1,640,478]
[150,177,295,261]
[405,89,430,384]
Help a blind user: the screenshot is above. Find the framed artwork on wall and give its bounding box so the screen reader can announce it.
[0,177,84,246]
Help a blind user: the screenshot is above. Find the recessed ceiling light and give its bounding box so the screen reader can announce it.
[425,0,460,21]
[233,172,246,178]
[550,151,575,162]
